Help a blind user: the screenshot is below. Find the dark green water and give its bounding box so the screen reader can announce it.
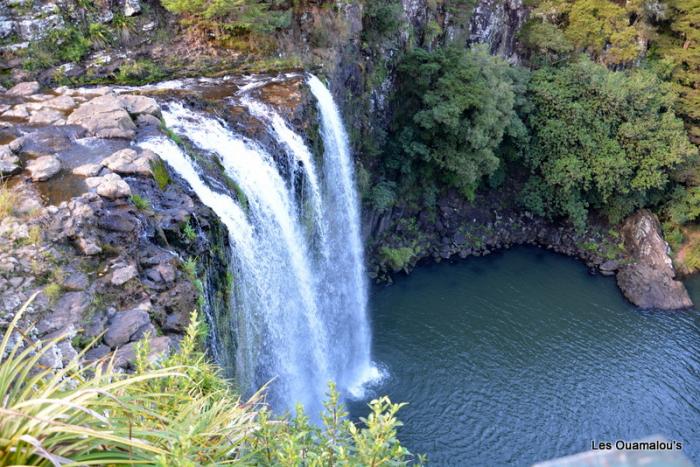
[350,247,700,466]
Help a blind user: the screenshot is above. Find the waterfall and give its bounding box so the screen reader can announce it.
[139,76,377,416]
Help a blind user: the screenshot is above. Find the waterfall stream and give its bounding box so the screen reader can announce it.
[140,76,378,415]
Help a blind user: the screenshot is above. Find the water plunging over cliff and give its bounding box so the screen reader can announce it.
[140,76,376,415]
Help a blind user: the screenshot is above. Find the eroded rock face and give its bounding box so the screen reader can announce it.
[616,210,692,310]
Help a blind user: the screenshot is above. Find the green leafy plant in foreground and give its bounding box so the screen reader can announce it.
[1,296,417,465]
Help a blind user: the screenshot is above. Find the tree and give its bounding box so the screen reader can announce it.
[386,45,527,201]
[521,57,697,228]
[654,0,700,143]
[524,0,656,66]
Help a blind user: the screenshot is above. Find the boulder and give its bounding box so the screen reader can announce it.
[111,264,138,286]
[7,81,40,96]
[0,146,20,176]
[26,155,61,181]
[113,336,171,369]
[2,105,29,119]
[72,163,102,177]
[43,95,76,111]
[66,94,136,139]
[118,95,160,117]
[37,291,90,335]
[28,109,65,125]
[101,148,154,176]
[123,0,142,17]
[104,308,150,348]
[616,210,693,310]
[86,173,131,199]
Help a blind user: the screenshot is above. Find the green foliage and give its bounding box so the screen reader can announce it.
[380,246,418,272]
[527,0,653,66]
[130,193,151,210]
[1,297,416,466]
[24,27,91,71]
[115,59,166,85]
[362,0,404,44]
[182,257,198,280]
[150,158,171,190]
[182,221,197,242]
[665,186,700,226]
[521,58,697,229]
[43,283,62,304]
[387,45,527,200]
[653,0,700,143]
[159,0,292,46]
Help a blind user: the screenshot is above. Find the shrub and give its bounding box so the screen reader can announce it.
[43,283,62,304]
[130,193,151,210]
[182,221,196,241]
[380,246,418,272]
[182,257,198,280]
[150,158,171,190]
[24,27,90,71]
[115,59,166,85]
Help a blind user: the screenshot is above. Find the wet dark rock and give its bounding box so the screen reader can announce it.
[98,211,138,232]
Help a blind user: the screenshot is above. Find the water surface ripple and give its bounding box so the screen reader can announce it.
[350,247,700,466]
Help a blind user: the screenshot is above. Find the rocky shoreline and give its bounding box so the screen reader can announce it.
[365,190,693,311]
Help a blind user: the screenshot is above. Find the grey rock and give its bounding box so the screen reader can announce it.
[2,105,29,118]
[616,210,693,310]
[86,173,131,199]
[111,264,137,286]
[0,147,20,176]
[124,0,141,16]
[26,155,61,181]
[84,344,110,362]
[6,81,39,96]
[43,95,76,111]
[118,95,160,117]
[113,336,171,369]
[136,113,161,127]
[67,94,136,139]
[76,236,102,256]
[62,272,89,291]
[101,148,154,176]
[37,291,90,335]
[98,212,137,232]
[104,308,150,348]
[72,163,102,177]
[28,108,65,125]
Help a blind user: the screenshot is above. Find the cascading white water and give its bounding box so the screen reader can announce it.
[307,75,376,394]
[140,76,377,416]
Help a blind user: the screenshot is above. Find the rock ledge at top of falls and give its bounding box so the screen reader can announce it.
[616,210,692,310]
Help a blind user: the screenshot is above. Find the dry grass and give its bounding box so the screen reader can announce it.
[0,181,17,220]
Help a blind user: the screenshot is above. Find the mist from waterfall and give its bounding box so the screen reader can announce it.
[140,76,377,416]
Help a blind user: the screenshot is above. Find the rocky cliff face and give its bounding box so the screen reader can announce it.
[617,210,693,310]
[0,82,231,368]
